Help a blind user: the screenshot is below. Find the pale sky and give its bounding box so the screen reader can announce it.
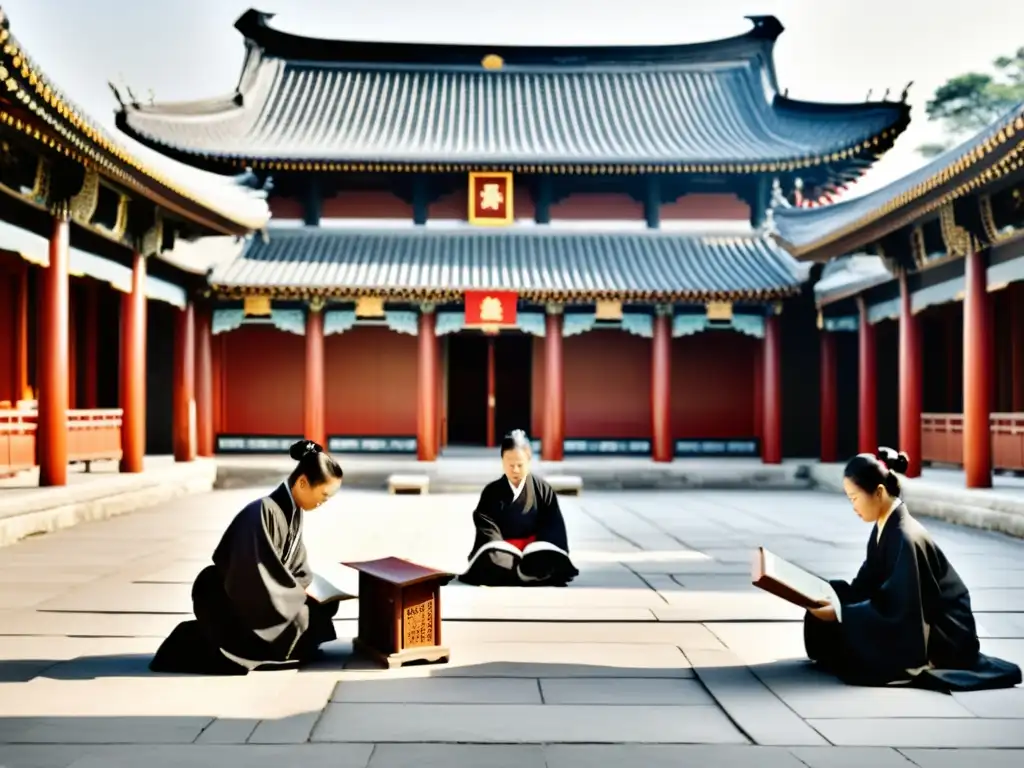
[5,0,1023,200]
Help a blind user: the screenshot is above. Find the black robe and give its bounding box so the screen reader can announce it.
[804,502,1021,692]
[459,474,579,587]
[150,483,338,675]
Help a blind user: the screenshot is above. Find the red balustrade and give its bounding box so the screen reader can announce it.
[67,409,123,468]
[0,409,37,478]
[923,412,1024,472]
[0,408,123,477]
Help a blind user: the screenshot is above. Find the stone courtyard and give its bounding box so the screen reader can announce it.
[0,485,1023,767]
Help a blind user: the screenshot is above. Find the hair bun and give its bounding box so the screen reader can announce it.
[289,439,323,461]
[876,446,909,474]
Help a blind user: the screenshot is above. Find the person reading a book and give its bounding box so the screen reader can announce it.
[804,446,1021,691]
[150,439,344,675]
[459,430,579,587]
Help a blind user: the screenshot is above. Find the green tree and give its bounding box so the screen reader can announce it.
[918,48,1024,158]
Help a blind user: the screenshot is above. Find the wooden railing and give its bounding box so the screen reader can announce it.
[922,413,963,466]
[0,409,37,478]
[0,408,123,476]
[67,409,123,467]
[923,412,1024,471]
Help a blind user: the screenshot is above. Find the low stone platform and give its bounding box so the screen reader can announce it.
[0,457,217,548]
[0,487,1022,765]
[810,463,1024,540]
[217,454,813,494]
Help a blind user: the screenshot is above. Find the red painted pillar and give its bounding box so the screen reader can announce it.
[651,307,673,462]
[820,330,837,463]
[486,335,496,448]
[543,306,565,462]
[898,272,922,477]
[417,305,438,461]
[304,305,326,449]
[762,312,782,464]
[83,281,99,408]
[14,262,28,401]
[753,343,763,442]
[195,304,214,457]
[857,297,877,455]
[173,301,196,463]
[119,252,147,473]
[37,212,70,486]
[68,287,77,410]
[963,250,992,488]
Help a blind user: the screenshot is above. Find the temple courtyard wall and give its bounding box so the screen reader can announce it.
[0,487,1022,765]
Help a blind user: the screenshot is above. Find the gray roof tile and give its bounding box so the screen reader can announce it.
[209,226,808,301]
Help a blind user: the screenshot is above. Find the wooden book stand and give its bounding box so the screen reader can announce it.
[342,556,454,669]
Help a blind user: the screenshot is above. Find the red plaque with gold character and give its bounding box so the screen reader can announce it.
[464,290,518,328]
[468,171,514,226]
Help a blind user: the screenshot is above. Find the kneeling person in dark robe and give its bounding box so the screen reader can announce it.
[459,430,579,587]
[804,447,1022,692]
[151,440,344,675]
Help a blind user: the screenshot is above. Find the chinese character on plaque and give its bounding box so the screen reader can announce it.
[468,171,514,226]
[464,290,518,328]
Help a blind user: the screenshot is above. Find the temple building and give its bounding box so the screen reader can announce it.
[773,100,1024,488]
[0,7,269,485]
[114,9,911,462]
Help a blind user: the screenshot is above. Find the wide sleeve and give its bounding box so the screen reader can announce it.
[289,534,314,590]
[219,502,310,645]
[840,534,929,676]
[534,480,570,552]
[469,484,505,555]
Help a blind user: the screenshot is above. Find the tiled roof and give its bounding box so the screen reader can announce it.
[208,225,809,302]
[773,100,1024,260]
[813,254,892,307]
[117,11,909,181]
[0,6,269,235]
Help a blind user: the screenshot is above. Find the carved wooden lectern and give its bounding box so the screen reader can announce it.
[342,556,454,669]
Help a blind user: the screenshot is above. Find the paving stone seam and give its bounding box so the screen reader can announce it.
[695,628,837,748]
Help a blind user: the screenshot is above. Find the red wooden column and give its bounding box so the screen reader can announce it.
[82,281,99,408]
[753,343,763,443]
[172,301,196,463]
[416,304,438,461]
[68,287,77,410]
[486,335,496,448]
[651,306,673,463]
[819,329,837,463]
[856,296,877,455]
[898,271,922,477]
[14,262,29,401]
[120,252,147,473]
[963,250,992,488]
[762,311,782,464]
[1012,282,1024,412]
[303,303,326,448]
[194,304,214,457]
[37,211,71,487]
[543,304,565,462]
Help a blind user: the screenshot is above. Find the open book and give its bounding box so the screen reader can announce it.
[751,547,843,622]
[305,570,358,605]
[466,539,570,570]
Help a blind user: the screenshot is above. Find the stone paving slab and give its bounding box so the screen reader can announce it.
[311,702,748,743]
[809,718,1024,748]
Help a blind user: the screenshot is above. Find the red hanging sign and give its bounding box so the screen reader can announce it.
[464,290,518,328]
[468,171,514,226]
